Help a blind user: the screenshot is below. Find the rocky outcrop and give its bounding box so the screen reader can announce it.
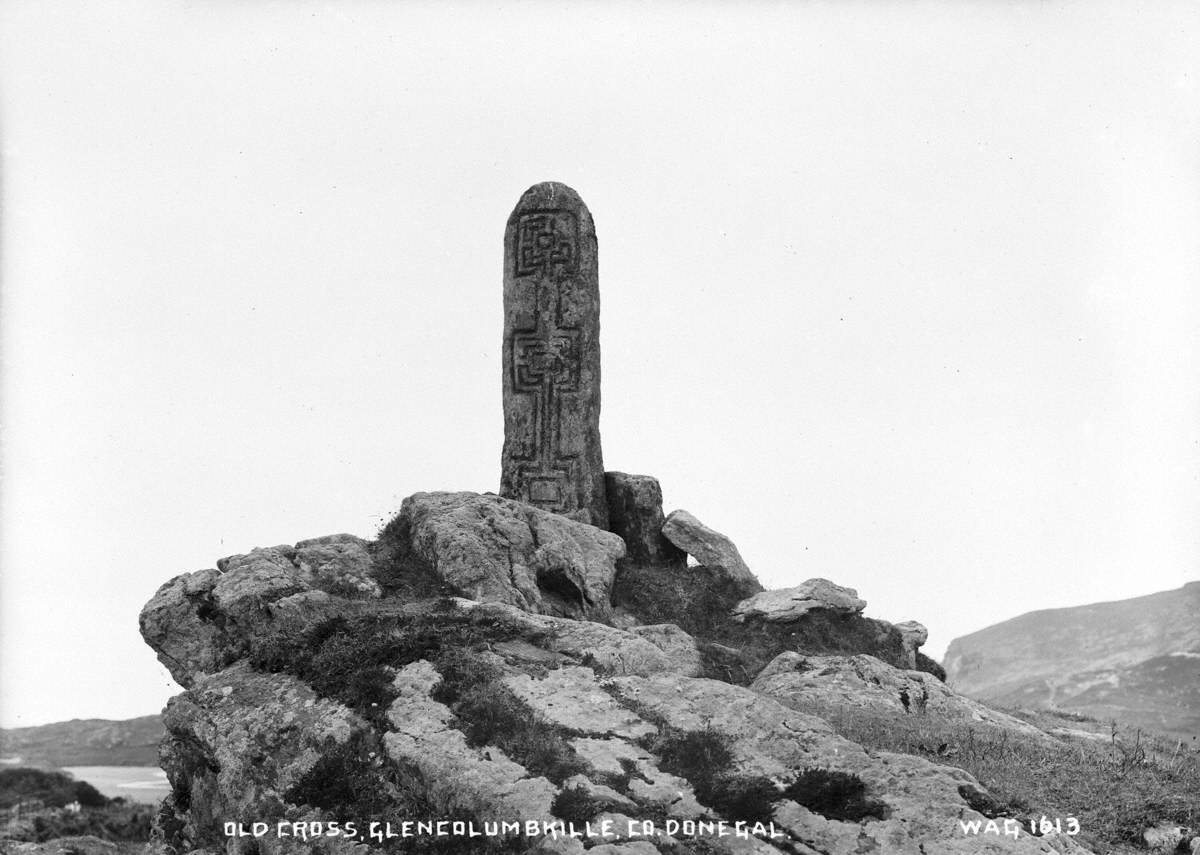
[894,620,929,668]
[388,491,624,621]
[146,591,1088,855]
[601,674,1085,854]
[292,534,381,598]
[751,652,1056,744]
[661,509,757,587]
[140,534,383,688]
[732,579,866,623]
[139,491,1101,855]
[451,599,697,677]
[141,553,307,688]
[385,660,559,822]
[604,472,686,568]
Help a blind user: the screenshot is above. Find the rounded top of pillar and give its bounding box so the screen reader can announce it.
[509,181,590,222]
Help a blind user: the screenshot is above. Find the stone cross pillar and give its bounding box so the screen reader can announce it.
[501,182,608,529]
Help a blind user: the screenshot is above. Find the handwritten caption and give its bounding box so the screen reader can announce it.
[959,816,1081,839]
[225,819,788,844]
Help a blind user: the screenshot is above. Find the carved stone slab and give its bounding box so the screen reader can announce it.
[501,182,608,529]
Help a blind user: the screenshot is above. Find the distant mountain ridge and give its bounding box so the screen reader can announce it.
[943,581,1200,738]
[0,715,163,767]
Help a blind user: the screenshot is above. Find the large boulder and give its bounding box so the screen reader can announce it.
[140,537,378,688]
[732,579,866,623]
[661,509,758,587]
[384,492,624,621]
[604,472,686,567]
[156,663,368,855]
[751,652,1057,744]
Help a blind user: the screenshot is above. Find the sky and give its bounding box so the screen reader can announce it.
[1,1,1198,729]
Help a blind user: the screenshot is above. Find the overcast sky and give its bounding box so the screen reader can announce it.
[2,1,1198,729]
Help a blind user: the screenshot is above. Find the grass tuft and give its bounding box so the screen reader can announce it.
[781,769,888,822]
[431,648,589,785]
[550,785,603,824]
[645,726,780,823]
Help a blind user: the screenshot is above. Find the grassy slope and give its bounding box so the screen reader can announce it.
[783,698,1199,854]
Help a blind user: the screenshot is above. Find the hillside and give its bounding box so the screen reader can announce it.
[0,715,163,767]
[943,582,1200,738]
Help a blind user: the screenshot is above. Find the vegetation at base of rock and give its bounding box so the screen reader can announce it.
[249,602,528,727]
[781,769,887,822]
[612,562,936,685]
[914,651,946,681]
[956,784,1019,820]
[791,697,1200,850]
[611,563,759,643]
[643,726,779,824]
[285,730,406,818]
[372,515,460,601]
[283,732,531,854]
[432,649,589,785]
[0,769,153,846]
[549,785,602,824]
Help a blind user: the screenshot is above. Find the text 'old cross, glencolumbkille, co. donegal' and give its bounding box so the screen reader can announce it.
[500,182,608,529]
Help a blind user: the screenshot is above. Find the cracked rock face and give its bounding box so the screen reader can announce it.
[156,663,367,855]
[394,491,625,621]
[385,660,559,821]
[140,536,377,688]
[604,472,686,568]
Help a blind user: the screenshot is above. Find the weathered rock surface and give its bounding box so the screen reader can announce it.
[292,534,380,598]
[751,652,1056,743]
[501,182,608,529]
[661,509,757,586]
[894,619,929,668]
[386,660,558,821]
[394,491,623,621]
[156,662,367,855]
[141,538,366,688]
[452,599,691,676]
[503,666,655,739]
[732,579,866,623]
[141,495,1094,855]
[627,624,703,676]
[607,674,1087,855]
[604,472,685,567]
